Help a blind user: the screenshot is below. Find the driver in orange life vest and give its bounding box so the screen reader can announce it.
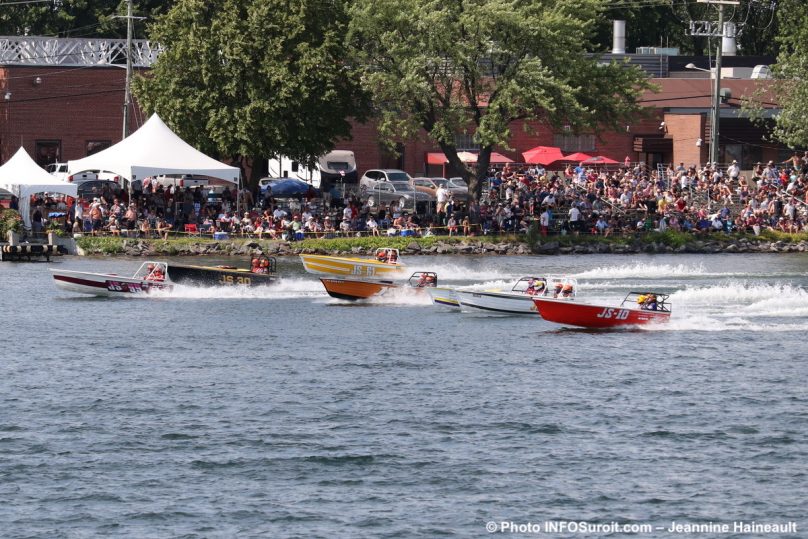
[376,250,388,262]
[561,283,574,297]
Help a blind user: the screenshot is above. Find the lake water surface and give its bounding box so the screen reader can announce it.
[1,253,806,538]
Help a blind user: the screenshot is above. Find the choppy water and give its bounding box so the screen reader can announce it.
[1,253,806,538]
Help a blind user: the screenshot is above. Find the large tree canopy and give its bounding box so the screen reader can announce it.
[349,0,653,200]
[0,0,169,39]
[132,0,368,185]
[762,0,808,148]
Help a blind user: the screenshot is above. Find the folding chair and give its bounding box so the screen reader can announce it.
[184,223,199,237]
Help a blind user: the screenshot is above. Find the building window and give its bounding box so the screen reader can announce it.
[86,140,111,156]
[454,133,480,151]
[553,133,595,152]
[35,140,61,167]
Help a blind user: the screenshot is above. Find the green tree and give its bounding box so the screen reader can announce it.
[592,1,779,57]
[132,0,368,186]
[0,1,170,39]
[348,0,652,201]
[759,0,808,147]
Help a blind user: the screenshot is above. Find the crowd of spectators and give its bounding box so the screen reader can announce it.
[25,151,808,240]
[468,151,808,237]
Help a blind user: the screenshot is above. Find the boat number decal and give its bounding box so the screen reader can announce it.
[595,307,630,320]
[105,280,142,293]
[219,275,252,285]
[354,266,375,277]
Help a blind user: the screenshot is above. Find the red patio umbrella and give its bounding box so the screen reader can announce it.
[425,150,514,166]
[559,152,593,163]
[581,155,619,165]
[490,152,514,164]
[522,145,564,165]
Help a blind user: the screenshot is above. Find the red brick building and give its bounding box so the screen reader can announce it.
[0,36,786,180]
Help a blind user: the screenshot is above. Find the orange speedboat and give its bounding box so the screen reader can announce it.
[320,272,438,301]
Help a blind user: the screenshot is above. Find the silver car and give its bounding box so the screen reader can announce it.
[367,180,435,212]
[412,176,470,202]
[359,169,412,192]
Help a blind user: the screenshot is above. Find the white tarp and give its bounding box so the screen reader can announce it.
[67,113,240,184]
[0,147,78,229]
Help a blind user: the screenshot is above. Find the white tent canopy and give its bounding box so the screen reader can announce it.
[0,147,78,229]
[67,113,240,184]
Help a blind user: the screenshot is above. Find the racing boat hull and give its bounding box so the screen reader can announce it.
[532,298,671,328]
[51,269,170,297]
[426,287,460,308]
[300,254,405,278]
[454,289,540,315]
[166,264,275,287]
[319,277,398,300]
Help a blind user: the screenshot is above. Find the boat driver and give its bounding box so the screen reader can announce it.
[145,263,165,281]
[417,273,436,287]
[560,282,574,298]
[386,249,398,264]
[525,278,545,296]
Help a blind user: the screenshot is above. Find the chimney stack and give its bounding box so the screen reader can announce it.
[612,20,626,55]
[722,22,736,56]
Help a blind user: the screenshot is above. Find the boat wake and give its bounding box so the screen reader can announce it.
[637,281,808,332]
[153,278,326,300]
[573,262,709,280]
[407,261,516,283]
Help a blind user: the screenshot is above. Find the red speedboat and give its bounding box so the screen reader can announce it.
[532,292,671,328]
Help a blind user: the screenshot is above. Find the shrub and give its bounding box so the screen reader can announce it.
[0,208,22,238]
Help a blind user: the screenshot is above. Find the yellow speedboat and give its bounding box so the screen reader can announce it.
[300,248,406,278]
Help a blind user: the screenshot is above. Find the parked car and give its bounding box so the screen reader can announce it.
[445,177,470,202]
[411,176,470,203]
[150,174,212,189]
[366,181,434,213]
[47,162,99,183]
[359,169,412,192]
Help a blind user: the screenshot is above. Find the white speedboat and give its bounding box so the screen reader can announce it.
[454,276,576,315]
[51,261,171,297]
[426,286,460,308]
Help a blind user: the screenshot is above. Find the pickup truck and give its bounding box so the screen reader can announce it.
[47,162,99,183]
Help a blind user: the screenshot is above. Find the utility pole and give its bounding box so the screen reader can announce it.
[123,0,133,139]
[690,0,739,166]
[113,0,145,140]
[710,3,724,166]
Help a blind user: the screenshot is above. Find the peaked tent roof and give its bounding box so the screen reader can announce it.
[0,147,78,228]
[67,113,240,184]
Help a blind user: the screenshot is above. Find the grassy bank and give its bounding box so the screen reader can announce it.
[72,229,808,256]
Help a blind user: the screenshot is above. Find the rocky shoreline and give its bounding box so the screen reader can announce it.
[72,236,808,257]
